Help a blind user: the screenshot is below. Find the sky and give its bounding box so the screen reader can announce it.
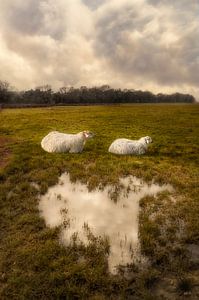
[0,0,198,98]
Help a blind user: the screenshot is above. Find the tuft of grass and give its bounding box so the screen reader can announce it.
[177,276,193,294]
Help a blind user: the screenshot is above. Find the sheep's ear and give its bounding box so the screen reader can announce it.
[83,131,89,138]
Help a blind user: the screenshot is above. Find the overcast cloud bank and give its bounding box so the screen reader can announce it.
[0,0,198,99]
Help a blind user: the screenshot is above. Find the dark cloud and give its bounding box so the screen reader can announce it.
[2,0,66,40]
[6,0,42,35]
[83,0,106,10]
[148,0,198,9]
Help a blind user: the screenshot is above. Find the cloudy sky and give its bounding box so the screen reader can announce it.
[0,0,198,98]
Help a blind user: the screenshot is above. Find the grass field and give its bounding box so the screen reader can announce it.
[0,104,199,299]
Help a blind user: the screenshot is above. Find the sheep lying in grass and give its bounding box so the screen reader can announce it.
[41,131,94,153]
[108,136,153,155]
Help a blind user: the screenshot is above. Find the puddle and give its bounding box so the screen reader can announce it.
[39,173,173,273]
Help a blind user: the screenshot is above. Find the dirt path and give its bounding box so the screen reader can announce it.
[0,136,12,169]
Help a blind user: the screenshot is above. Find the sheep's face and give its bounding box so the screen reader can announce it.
[144,136,153,144]
[83,131,95,139]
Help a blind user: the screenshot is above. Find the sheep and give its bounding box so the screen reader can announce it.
[108,136,153,155]
[41,130,94,153]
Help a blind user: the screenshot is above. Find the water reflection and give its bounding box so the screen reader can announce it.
[39,173,173,273]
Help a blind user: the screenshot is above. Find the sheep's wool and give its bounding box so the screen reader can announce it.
[41,131,87,153]
[109,136,152,155]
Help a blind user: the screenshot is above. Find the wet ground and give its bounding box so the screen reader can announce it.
[39,173,173,273]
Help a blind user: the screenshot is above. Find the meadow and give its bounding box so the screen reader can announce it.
[0,104,199,299]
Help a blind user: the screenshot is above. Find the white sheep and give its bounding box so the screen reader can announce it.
[108,136,153,155]
[41,130,94,153]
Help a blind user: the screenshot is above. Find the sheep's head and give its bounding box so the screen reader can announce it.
[144,136,153,144]
[83,131,95,139]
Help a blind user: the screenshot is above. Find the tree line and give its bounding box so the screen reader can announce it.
[0,80,196,107]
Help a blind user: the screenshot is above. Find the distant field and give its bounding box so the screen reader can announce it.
[0,105,199,299]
